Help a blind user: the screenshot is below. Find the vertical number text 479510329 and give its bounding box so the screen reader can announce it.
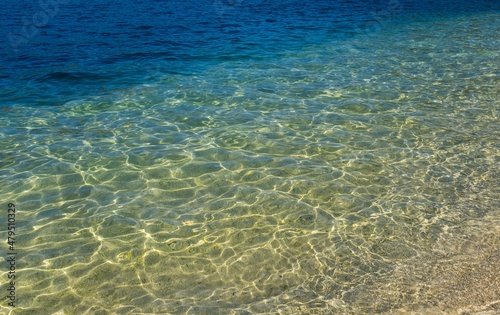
[6,203,17,307]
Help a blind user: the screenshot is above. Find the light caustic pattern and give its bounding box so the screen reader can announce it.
[0,12,499,315]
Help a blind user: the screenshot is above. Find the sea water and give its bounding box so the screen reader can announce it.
[0,0,499,314]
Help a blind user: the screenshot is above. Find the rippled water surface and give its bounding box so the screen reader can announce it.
[1,0,499,314]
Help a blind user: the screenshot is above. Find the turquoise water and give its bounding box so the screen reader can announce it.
[1,1,499,314]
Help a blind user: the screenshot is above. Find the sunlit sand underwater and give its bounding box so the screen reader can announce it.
[1,6,499,315]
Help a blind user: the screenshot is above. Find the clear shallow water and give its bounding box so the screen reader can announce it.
[1,1,499,314]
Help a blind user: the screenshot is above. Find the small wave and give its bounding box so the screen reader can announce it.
[36,71,110,84]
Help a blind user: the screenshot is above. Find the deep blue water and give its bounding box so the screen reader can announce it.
[1,0,499,107]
